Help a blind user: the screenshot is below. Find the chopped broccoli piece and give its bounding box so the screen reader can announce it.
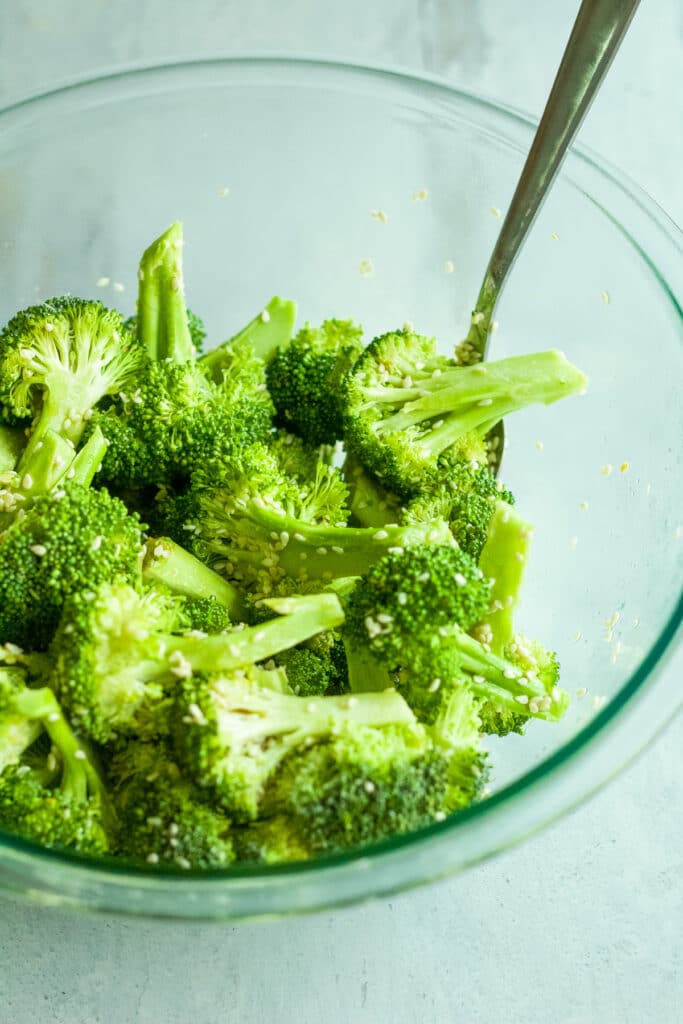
[266,319,363,445]
[50,582,345,743]
[343,328,587,498]
[0,297,144,475]
[0,672,114,854]
[109,741,234,869]
[478,501,534,653]
[0,483,144,649]
[135,221,195,364]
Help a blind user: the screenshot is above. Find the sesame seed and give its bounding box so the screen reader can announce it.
[472,674,485,684]
[47,711,60,723]
[620,462,629,473]
[30,544,47,557]
[359,257,375,276]
[306,702,317,714]
[576,687,588,698]
[551,686,561,702]
[21,474,33,490]
[260,309,271,323]
[387,546,404,556]
[146,853,159,865]
[91,535,103,551]
[535,440,544,452]
[293,533,306,543]
[95,276,110,287]
[604,611,620,630]
[45,322,54,332]
[403,321,414,332]
[471,311,485,326]
[569,536,578,549]
[146,816,162,827]
[600,290,610,304]
[645,482,652,495]
[514,694,529,705]
[371,209,388,224]
[444,260,455,274]
[331,545,344,555]
[168,823,180,837]
[397,592,407,605]
[528,701,539,714]
[373,530,388,540]
[112,281,125,293]
[346,697,358,709]
[428,678,442,693]
[503,667,520,679]
[412,188,428,201]
[454,573,467,586]
[490,207,501,218]
[218,186,230,198]
[579,501,589,511]
[592,695,607,711]
[434,811,447,822]
[74,749,87,761]
[550,231,559,241]
[364,780,376,794]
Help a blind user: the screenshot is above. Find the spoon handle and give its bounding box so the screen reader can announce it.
[465,0,641,361]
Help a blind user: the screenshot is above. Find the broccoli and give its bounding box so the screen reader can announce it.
[0,483,144,649]
[345,547,569,726]
[0,297,144,479]
[174,668,420,822]
[0,670,114,854]
[239,724,451,861]
[50,582,345,743]
[142,536,244,622]
[266,319,364,446]
[0,422,24,474]
[428,686,490,811]
[134,221,197,364]
[478,501,534,654]
[189,443,454,594]
[199,296,297,381]
[108,741,234,869]
[343,328,587,498]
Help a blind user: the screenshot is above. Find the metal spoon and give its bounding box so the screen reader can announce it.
[459,0,641,474]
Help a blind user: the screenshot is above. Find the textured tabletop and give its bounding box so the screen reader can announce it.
[0,3,681,1022]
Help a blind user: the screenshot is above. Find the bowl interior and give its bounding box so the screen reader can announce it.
[0,59,680,917]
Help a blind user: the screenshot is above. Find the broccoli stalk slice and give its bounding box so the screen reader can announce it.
[343,639,395,693]
[136,222,195,364]
[68,426,109,488]
[199,296,297,381]
[0,424,24,474]
[478,501,533,654]
[201,496,454,583]
[373,351,587,459]
[346,457,398,528]
[142,537,245,622]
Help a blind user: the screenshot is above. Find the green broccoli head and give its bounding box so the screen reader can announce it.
[0,483,145,650]
[258,723,451,858]
[266,319,363,446]
[0,679,114,855]
[180,596,232,635]
[343,328,587,498]
[173,671,418,822]
[0,297,144,457]
[109,741,234,869]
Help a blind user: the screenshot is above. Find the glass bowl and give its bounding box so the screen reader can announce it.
[0,58,680,921]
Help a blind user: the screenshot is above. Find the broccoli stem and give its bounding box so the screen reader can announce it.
[346,457,398,528]
[0,424,24,474]
[69,427,109,487]
[376,351,587,457]
[343,639,395,693]
[199,296,297,381]
[130,593,345,681]
[0,430,74,530]
[143,537,245,621]
[478,501,533,654]
[137,222,195,364]
[216,503,453,582]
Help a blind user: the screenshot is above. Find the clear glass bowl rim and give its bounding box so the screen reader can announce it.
[0,56,680,920]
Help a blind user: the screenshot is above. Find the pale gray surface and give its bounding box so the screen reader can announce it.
[0,3,681,1022]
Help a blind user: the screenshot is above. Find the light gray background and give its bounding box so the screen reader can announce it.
[0,3,681,1022]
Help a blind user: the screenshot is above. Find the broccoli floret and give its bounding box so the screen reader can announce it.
[199,296,297,380]
[343,328,587,498]
[250,724,451,859]
[266,319,363,446]
[109,741,234,869]
[180,597,232,635]
[428,686,489,812]
[50,583,345,743]
[0,483,144,649]
[190,443,453,594]
[0,297,144,479]
[173,669,418,822]
[477,501,533,654]
[0,673,114,854]
[345,547,568,726]
[275,646,338,697]
[269,430,337,484]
